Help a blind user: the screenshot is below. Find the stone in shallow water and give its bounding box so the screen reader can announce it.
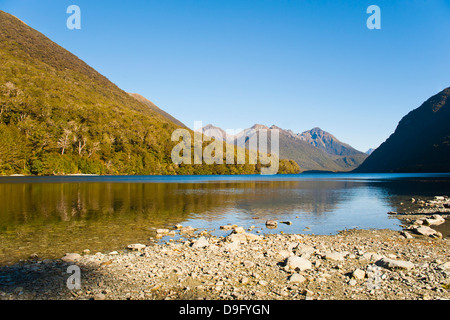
[266,220,278,228]
[61,253,81,263]
[127,244,146,251]
[180,226,195,233]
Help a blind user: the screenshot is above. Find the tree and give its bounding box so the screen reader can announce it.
[57,129,72,155]
[88,141,100,158]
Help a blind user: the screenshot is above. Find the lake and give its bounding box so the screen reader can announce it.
[1,172,450,265]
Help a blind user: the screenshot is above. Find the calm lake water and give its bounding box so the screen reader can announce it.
[1,173,450,265]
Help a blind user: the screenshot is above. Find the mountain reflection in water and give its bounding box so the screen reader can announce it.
[1,173,450,265]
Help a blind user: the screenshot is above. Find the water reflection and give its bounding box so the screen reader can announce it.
[1,174,450,265]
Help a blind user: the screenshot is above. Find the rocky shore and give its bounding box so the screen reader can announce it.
[1,197,449,301]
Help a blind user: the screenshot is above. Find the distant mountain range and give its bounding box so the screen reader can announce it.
[199,124,368,172]
[365,148,375,155]
[355,87,450,173]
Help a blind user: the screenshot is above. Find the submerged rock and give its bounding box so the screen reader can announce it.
[127,244,146,251]
[180,226,195,233]
[266,220,278,228]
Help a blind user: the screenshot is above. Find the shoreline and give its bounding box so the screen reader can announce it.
[1,196,449,301]
[1,226,448,301]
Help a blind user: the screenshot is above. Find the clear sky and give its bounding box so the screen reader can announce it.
[1,0,449,152]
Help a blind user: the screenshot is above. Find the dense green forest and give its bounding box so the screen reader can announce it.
[0,11,299,176]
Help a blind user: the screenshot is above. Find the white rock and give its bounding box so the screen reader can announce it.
[192,236,209,249]
[400,231,414,239]
[362,252,384,262]
[414,226,438,236]
[258,280,268,286]
[266,220,278,227]
[437,262,450,270]
[180,226,195,233]
[423,215,445,226]
[376,257,415,270]
[352,268,366,280]
[227,233,247,243]
[227,232,262,242]
[156,229,170,234]
[288,273,306,284]
[127,244,146,251]
[233,226,246,234]
[61,253,81,263]
[245,233,263,241]
[323,252,347,261]
[223,241,240,251]
[93,293,106,300]
[278,250,293,259]
[284,256,312,271]
[295,244,316,258]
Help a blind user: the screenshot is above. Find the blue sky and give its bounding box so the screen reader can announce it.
[1,0,449,152]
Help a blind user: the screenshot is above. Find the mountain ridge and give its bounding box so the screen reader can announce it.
[127,93,187,128]
[200,123,367,172]
[355,87,450,173]
[0,10,299,176]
